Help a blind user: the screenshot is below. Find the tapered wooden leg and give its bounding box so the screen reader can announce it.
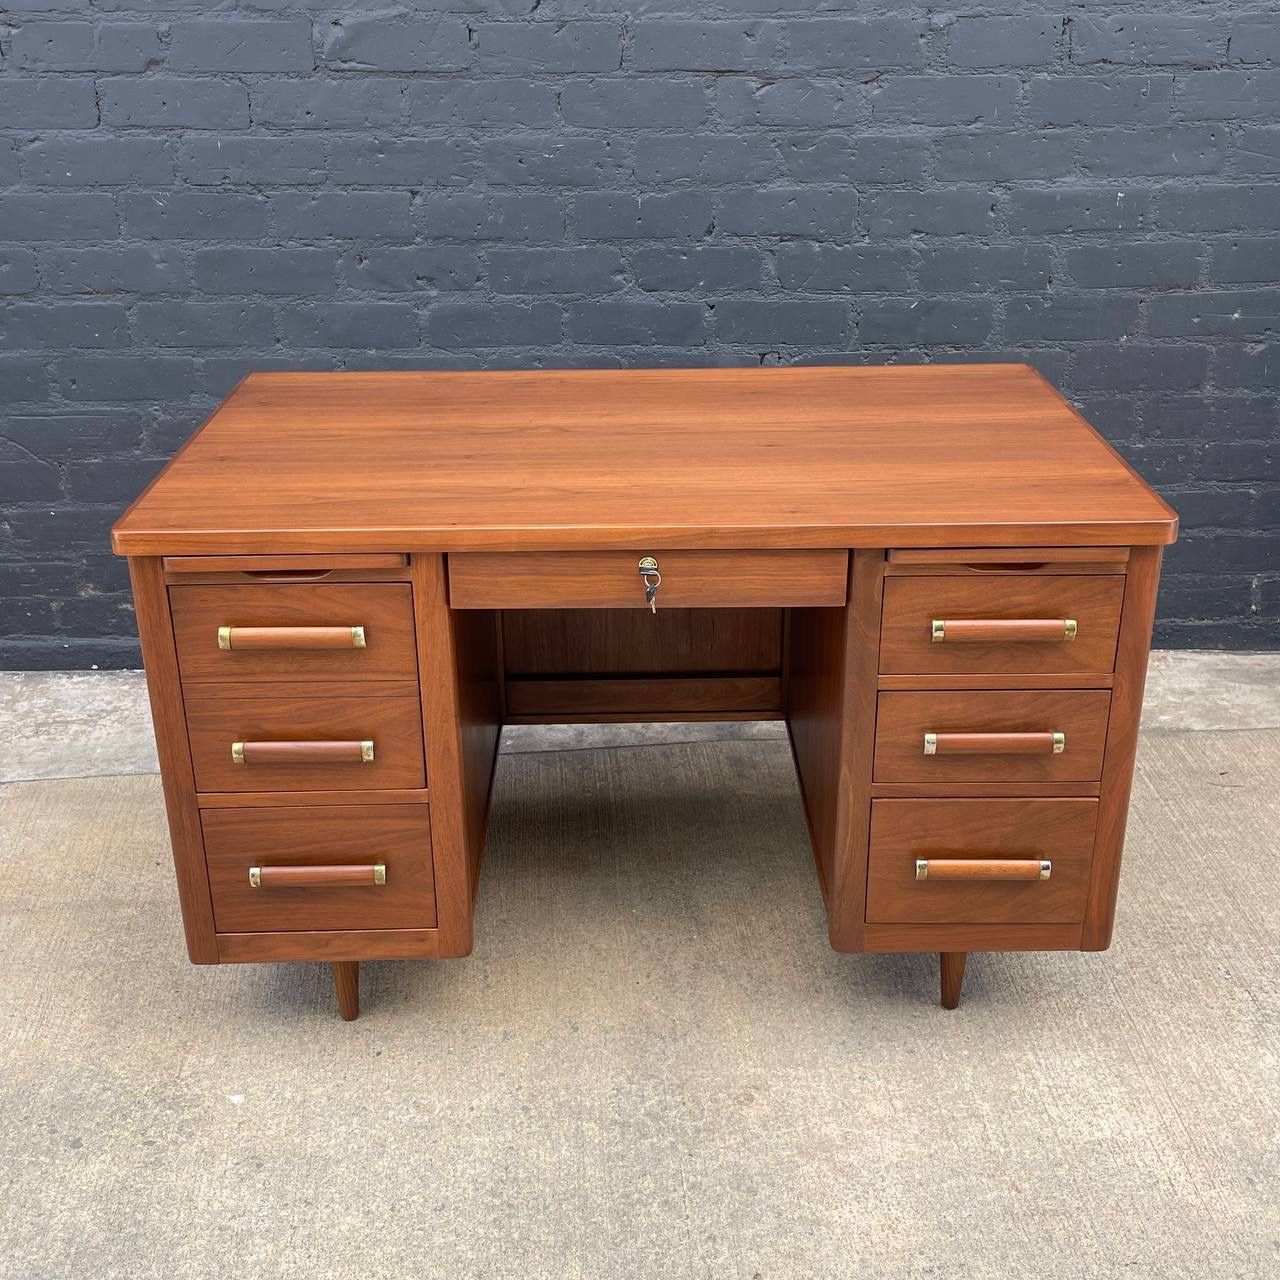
[939,952,966,1010]
[331,961,360,1021]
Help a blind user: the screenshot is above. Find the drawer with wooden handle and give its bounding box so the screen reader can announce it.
[203,805,436,933]
[185,686,425,793]
[169,582,417,683]
[874,689,1111,783]
[880,574,1124,676]
[866,798,1097,925]
[448,550,848,610]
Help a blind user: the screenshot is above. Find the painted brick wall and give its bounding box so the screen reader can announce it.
[1,2,1277,666]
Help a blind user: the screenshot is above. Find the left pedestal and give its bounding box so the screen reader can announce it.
[127,553,501,1020]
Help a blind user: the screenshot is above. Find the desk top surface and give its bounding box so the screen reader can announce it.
[112,364,1177,555]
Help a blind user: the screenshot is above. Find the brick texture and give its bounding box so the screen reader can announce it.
[1,3,1277,665]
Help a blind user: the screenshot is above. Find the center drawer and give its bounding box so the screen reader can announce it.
[448,550,848,609]
[203,805,436,932]
[874,689,1111,784]
[185,683,426,793]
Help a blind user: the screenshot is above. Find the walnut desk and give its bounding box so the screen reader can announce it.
[112,365,1178,1020]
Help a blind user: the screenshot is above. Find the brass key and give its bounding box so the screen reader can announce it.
[638,556,661,613]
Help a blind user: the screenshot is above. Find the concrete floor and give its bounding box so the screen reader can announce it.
[1,655,1278,1278]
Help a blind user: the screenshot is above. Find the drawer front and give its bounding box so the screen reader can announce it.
[880,575,1124,675]
[867,799,1097,925]
[185,686,425,793]
[204,805,435,932]
[449,550,848,609]
[874,689,1111,784]
[170,582,417,682]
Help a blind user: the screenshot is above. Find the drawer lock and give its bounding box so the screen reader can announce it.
[638,557,661,613]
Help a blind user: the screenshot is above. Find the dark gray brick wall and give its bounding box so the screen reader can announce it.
[1,2,1277,667]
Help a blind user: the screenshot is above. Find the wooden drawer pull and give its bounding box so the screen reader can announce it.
[217,624,366,651]
[923,730,1065,756]
[915,858,1052,881]
[248,864,387,889]
[930,618,1077,644]
[230,739,375,765]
